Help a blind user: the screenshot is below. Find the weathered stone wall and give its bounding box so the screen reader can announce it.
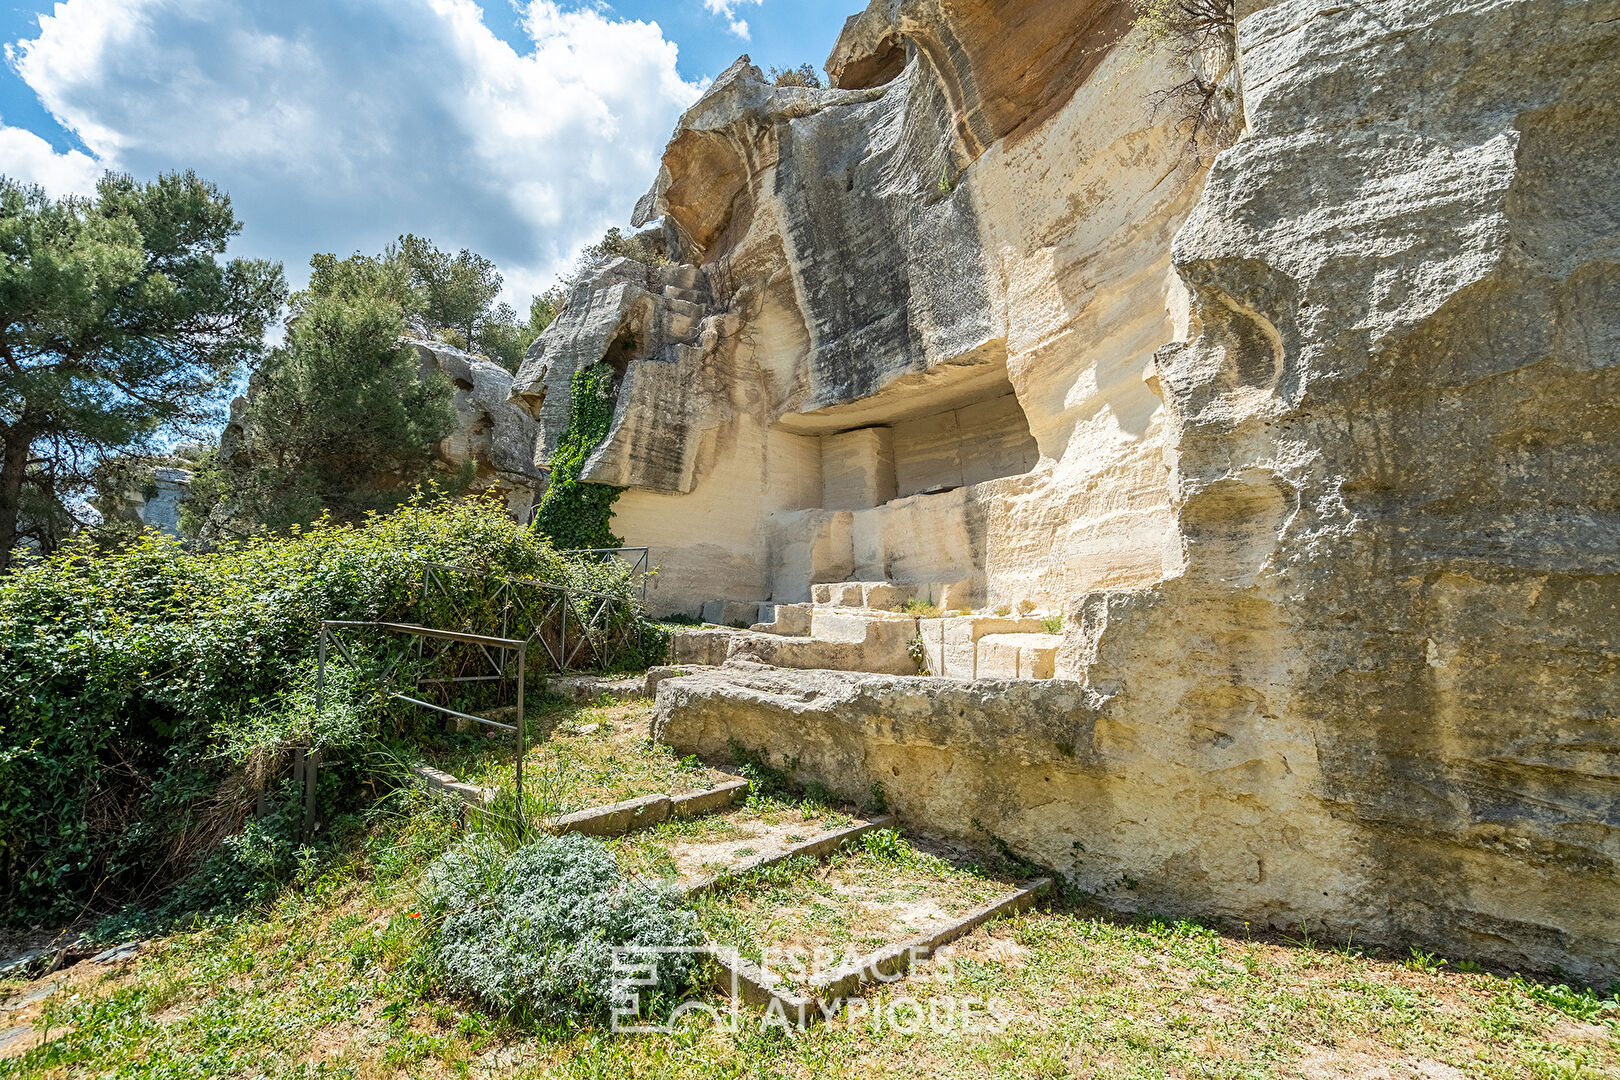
[637,0,1620,981]
[511,0,1616,977]
[512,12,1205,616]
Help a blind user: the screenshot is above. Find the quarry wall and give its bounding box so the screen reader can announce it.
[517,0,1619,980]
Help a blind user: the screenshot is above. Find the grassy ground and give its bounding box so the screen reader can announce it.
[692,835,1024,979]
[3,698,1616,1079]
[609,800,854,882]
[425,696,736,816]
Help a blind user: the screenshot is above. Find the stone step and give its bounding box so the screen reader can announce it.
[810,579,976,612]
[662,284,707,304]
[669,627,743,667]
[974,632,1064,680]
[915,614,1052,679]
[662,296,707,320]
[699,599,767,628]
[658,263,704,291]
[808,607,917,644]
[725,623,918,676]
[751,602,812,637]
[662,313,701,343]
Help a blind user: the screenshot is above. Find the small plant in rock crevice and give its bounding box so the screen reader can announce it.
[902,598,944,619]
[1130,0,1241,162]
[726,738,799,800]
[909,632,930,675]
[865,781,890,816]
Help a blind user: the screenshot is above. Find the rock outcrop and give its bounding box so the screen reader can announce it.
[407,339,545,517]
[522,0,1619,980]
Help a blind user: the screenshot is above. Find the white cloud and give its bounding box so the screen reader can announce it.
[703,0,764,40]
[4,0,702,296]
[0,120,101,197]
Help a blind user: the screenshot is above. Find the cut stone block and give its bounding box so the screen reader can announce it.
[411,764,496,807]
[701,599,765,627]
[645,664,709,696]
[751,602,813,636]
[712,952,817,1027]
[923,578,977,610]
[545,674,647,702]
[975,633,1063,680]
[670,779,750,818]
[669,628,739,666]
[811,581,865,607]
[725,624,917,676]
[915,615,1048,679]
[861,581,917,611]
[809,608,917,644]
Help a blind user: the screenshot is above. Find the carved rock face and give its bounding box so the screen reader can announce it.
[521,0,1618,981]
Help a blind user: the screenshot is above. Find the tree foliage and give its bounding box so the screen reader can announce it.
[210,259,462,535]
[529,364,623,552]
[0,172,286,568]
[302,236,542,371]
[769,63,824,89]
[1130,0,1240,161]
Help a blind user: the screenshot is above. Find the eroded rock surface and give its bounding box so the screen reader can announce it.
[408,339,545,517]
[529,0,1617,978]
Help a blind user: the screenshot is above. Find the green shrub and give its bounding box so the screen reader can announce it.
[0,496,646,923]
[421,832,702,1025]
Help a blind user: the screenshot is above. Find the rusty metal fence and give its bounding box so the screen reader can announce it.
[300,550,650,835]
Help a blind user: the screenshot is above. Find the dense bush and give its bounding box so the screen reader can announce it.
[422,832,702,1024]
[0,497,645,924]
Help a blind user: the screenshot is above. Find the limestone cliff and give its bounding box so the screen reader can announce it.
[518,0,1618,979]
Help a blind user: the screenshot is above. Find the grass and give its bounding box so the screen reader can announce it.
[426,696,734,818]
[693,832,1022,978]
[3,698,1617,1078]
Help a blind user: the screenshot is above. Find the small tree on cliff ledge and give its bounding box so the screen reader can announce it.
[0,173,285,569]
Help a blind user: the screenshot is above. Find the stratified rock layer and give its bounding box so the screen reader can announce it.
[528,0,1618,978]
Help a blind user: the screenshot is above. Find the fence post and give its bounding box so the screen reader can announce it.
[303,748,319,839]
[515,643,526,838]
[317,624,327,711]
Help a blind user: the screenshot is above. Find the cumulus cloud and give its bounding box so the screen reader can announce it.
[3,0,702,294]
[0,120,101,196]
[703,0,764,40]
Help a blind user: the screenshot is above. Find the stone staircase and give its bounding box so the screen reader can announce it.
[671,581,1065,681]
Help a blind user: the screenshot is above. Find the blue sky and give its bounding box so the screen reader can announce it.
[0,1,853,302]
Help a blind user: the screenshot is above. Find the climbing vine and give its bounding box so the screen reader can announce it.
[530,363,625,551]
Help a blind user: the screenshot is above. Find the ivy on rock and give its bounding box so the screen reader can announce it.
[530,364,624,552]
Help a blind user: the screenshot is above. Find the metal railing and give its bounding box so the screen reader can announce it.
[310,552,651,835]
